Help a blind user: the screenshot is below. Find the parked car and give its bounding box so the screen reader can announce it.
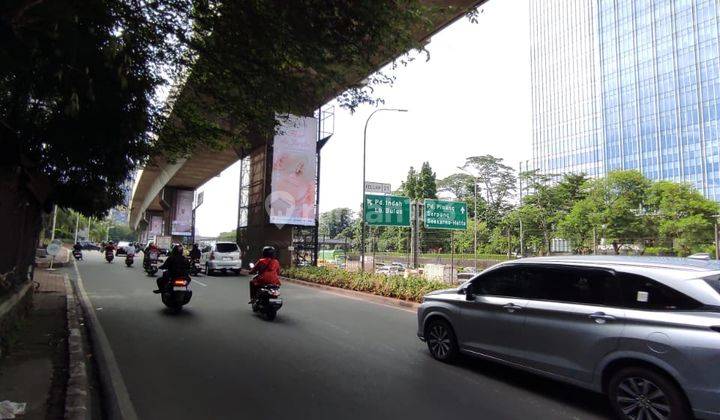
[78,241,101,251]
[115,241,130,255]
[201,242,242,275]
[417,256,720,420]
[688,252,712,261]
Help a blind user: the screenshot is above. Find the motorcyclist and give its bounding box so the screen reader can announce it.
[104,241,115,254]
[154,244,190,293]
[73,242,82,252]
[248,246,281,304]
[189,244,201,261]
[143,242,159,268]
[125,242,136,257]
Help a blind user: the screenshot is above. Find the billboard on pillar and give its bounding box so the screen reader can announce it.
[150,215,163,237]
[172,190,194,236]
[269,114,317,227]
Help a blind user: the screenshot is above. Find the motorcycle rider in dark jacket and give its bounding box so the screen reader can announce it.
[154,245,190,293]
[189,244,201,261]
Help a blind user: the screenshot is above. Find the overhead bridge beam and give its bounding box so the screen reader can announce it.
[129,158,187,229]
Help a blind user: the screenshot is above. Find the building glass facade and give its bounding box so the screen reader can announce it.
[531,0,720,200]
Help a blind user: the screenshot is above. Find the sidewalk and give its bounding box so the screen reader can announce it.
[0,270,67,419]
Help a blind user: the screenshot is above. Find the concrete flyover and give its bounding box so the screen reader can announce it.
[129,0,486,260]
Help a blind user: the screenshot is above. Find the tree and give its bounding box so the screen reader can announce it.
[400,166,419,200]
[562,171,651,254]
[462,155,516,228]
[1,0,162,290]
[437,173,475,200]
[646,181,719,255]
[319,208,355,239]
[417,162,437,199]
[218,229,237,241]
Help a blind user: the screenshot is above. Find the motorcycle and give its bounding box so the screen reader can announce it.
[144,251,159,276]
[249,263,283,321]
[105,250,114,263]
[159,274,192,311]
[125,254,134,267]
[72,249,83,261]
[189,258,202,276]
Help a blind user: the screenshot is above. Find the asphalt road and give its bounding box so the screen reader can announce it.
[72,252,611,419]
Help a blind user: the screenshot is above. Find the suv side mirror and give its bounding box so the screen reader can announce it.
[462,285,475,301]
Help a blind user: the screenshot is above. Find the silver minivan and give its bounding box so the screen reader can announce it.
[417,256,720,419]
[200,242,242,275]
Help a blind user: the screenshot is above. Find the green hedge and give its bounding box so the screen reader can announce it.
[282,266,449,302]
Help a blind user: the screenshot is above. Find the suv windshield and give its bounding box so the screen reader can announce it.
[215,243,238,253]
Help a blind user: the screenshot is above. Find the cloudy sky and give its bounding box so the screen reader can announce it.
[195,0,532,236]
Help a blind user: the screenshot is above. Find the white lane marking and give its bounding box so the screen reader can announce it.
[192,279,208,287]
[73,260,139,420]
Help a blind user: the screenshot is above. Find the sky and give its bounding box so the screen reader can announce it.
[195,0,532,237]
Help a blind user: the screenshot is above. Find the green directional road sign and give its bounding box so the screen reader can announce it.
[365,194,411,227]
[424,199,468,230]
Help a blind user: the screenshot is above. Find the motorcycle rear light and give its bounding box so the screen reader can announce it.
[173,279,187,286]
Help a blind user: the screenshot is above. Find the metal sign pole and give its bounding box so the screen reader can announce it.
[450,230,455,284]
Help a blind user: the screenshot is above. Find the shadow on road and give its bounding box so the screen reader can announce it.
[451,354,612,418]
[158,308,197,318]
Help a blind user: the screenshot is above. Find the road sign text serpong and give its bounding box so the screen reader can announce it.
[424,199,467,230]
[365,194,410,227]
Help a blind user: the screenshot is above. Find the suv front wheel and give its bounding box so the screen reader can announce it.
[424,318,458,363]
[607,366,691,420]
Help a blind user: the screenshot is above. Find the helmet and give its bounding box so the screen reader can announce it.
[109,240,114,244]
[172,244,183,255]
[262,246,275,258]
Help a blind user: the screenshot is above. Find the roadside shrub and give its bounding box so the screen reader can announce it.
[643,246,675,256]
[282,267,448,302]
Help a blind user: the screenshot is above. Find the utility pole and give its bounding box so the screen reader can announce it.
[74,212,80,243]
[518,160,524,257]
[361,108,407,273]
[50,204,58,242]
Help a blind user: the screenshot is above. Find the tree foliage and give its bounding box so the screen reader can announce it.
[319,208,354,239]
[462,155,516,228]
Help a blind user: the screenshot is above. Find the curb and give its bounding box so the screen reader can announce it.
[280,276,420,311]
[71,261,138,420]
[64,274,90,420]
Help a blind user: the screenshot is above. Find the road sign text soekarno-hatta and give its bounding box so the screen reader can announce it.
[365,194,411,227]
[424,199,467,230]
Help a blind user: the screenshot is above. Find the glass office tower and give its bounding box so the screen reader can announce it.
[530,0,720,200]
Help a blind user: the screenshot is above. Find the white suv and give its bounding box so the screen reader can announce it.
[201,242,242,275]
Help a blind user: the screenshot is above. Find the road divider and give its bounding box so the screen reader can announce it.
[281,276,420,312]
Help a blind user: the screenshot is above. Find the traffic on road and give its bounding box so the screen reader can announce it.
[70,251,621,420]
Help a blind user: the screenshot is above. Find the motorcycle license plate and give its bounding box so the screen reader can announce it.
[173,287,186,291]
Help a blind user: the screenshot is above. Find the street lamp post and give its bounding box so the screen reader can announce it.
[360,108,407,273]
